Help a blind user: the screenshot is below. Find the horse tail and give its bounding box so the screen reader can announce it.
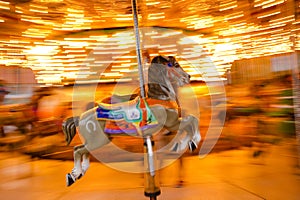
[62,116,80,145]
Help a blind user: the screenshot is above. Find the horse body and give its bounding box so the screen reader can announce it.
[63,56,201,187]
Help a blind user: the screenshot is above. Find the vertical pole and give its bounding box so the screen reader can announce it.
[131,0,161,199]
[131,0,146,98]
[144,136,161,199]
[146,136,155,176]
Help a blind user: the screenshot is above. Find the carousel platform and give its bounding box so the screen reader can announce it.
[0,140,299,200]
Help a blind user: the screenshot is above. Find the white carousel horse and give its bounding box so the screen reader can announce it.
[62,55,201,186]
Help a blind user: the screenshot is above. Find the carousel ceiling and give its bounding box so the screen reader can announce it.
[1,0,300,84]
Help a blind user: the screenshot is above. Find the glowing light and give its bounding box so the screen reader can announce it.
[0,0,297,84]
[25,45,59,55]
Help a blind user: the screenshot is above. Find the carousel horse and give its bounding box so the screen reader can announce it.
[63,55,201,187]
[0,87,53,136]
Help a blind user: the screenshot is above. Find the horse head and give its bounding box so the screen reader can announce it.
[167,56,190,87]
[147,55,191,101]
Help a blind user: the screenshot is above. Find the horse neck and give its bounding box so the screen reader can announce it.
[146,83,177,101]
[147,63,182,101]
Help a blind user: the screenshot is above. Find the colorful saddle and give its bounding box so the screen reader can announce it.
[96,95,159,135]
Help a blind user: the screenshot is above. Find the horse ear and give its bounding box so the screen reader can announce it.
[167,56,178,67]
[150,56,158,64]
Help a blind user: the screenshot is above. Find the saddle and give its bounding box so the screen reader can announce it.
[96,94,159,135]
[100,93,139,106]
[97,93,138,111]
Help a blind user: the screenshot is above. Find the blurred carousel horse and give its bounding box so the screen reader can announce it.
[0,87,53,136]
[63,55,201,186]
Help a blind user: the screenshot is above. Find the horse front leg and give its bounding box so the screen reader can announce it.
[174,115,201,152]
[165,111,200,153]
[183,115,201,152]
[66,144,89,187]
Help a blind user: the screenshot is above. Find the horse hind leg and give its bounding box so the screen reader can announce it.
[66,144,89,187]
[82,151,90,175]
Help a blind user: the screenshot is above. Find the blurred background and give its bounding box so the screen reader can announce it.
[0,0,300,199]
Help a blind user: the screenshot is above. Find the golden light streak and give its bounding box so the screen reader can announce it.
[93,51,130,55]
[219,5,237,12]
[112,55,136,59]
[64,50,86,53]
[102,72,122,77]
[254,0,285,8]
[148,13,165,20]
[219,0,238,11]
[225,12,244,21]
[0,0,10,10]
[257,11,281,19]
[114,14,133,21]
[0,0,9,5]
[146,1,160,6]
[111,68,131,73]
[29,9,48,14]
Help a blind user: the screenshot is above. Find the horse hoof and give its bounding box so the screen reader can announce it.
[77,173,82,179]
[66,173,75,187]
[188,141,197,152]
[171,143,179,153]
[66,173,83,186]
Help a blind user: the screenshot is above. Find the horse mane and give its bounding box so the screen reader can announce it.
[151,55,180,68]
[147,55,175,100]
[151,55,169,65]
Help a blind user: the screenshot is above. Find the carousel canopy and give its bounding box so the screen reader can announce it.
[0,0,299,84]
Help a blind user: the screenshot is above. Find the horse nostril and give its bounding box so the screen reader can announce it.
[188,75,191,79]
